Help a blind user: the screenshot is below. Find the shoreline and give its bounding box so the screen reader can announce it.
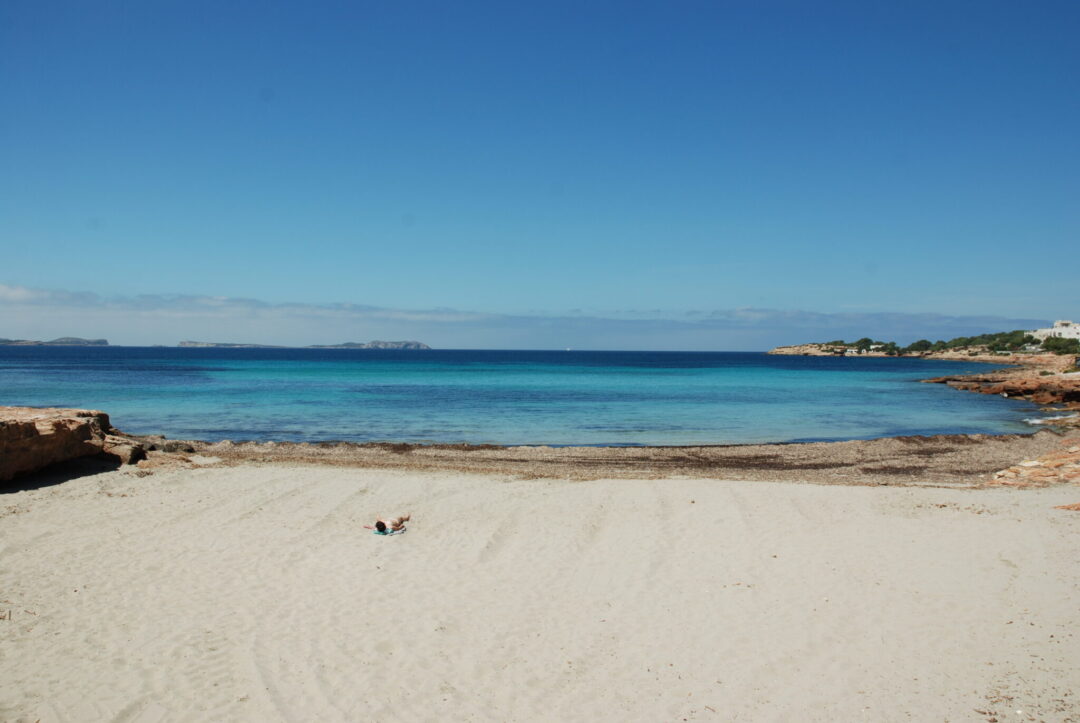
[3,351,1079,487]
[126,351,1078,485]
[129,429,1072,486]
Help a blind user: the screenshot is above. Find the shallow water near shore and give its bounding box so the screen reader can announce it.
[0,347,1044,445]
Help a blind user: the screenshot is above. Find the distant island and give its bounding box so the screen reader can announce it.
[0,337,108,346]
[178,340,431,350]
[177,341,284,348]
[307,341,431,350]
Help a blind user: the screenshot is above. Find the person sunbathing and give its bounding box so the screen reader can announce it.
[375,514,410,533]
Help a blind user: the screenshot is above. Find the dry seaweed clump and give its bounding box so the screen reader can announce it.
[185,430,1068,486]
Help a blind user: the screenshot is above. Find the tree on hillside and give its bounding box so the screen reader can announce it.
[1042,337,1080,355]
[853,337,875,353]
[811,329,1050,356]
[904,339,933,353]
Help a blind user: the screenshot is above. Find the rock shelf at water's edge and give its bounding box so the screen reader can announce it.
[0,407,144,481]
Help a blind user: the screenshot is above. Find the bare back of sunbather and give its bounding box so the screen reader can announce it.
[376,514,410,532]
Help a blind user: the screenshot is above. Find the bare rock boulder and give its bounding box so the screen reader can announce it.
[102,434,148,465]
[0,407,112,481]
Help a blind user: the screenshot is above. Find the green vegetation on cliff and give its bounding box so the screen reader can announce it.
[1042,336,1080,355]
[818,330,1066,356]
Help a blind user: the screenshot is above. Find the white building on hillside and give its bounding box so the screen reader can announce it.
[1032,320,1080,341]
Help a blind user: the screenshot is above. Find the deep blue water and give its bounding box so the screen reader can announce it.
[0,347,1044,445]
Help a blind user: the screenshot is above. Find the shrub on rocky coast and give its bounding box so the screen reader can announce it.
[1042,337,1080,355]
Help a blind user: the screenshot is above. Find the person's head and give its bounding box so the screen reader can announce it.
[375,520,386,532]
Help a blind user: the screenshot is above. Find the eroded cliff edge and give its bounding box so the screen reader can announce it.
[0,407,145,481]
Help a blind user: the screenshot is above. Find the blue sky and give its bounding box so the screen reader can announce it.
[1,1,1077,348]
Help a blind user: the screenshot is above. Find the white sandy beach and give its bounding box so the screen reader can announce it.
[2,464,1078,722]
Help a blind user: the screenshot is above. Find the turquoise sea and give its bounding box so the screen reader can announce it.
[0,347,1044,446]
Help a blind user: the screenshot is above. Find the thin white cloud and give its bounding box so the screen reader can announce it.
[0,284,486,323]
[0,283,1057,350]
[0,285,47,303]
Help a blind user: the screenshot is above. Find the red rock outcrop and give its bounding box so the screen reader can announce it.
[0,407,119,481]
[923,354,1080,406]
[927,376,1080,405]
[103,433,147,465]
[988,438,1080,488]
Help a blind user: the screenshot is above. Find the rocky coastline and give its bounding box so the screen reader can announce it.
[920,351,1080,408]
[3,408,1077,491]
[768,343,852,356]
[770,343,1080,414]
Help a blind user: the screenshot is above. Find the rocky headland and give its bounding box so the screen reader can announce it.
[768,343,854,356]
[921,352,1080,408]
[770,341,1080,422]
